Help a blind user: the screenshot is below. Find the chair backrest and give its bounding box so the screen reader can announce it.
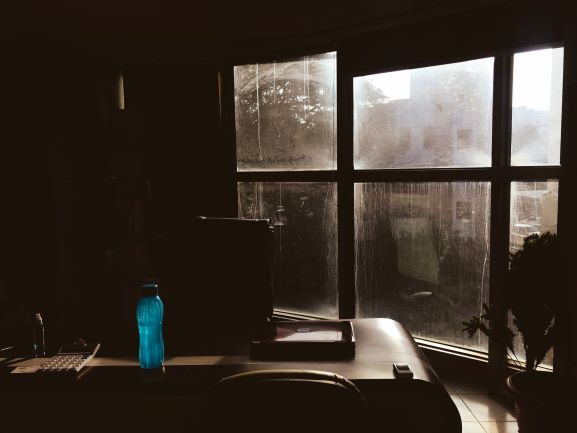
[163,217,274,353]
[194,369,367,433]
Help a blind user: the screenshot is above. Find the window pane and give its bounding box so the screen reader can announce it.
[354,58,493,169]
[511,48,563,166]
[234,52,337,171]
[238,182,338,318]
[510,181,559,252]
[355,182,491,351]
[509,180,558,366]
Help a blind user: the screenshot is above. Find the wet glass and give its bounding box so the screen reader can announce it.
[354,58,493,169]
[511,48,563,166]
[238,182,338,318]
[355,182,491,351]
[234,52,337,171]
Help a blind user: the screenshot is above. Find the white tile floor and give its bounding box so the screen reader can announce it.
[443,377,519,433]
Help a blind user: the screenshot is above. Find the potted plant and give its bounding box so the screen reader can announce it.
[463,232,567,433]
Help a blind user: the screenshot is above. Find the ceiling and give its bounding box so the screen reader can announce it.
[1,0,508,62]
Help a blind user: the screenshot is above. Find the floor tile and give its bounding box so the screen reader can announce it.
[451,395,477,421]
[450,379,489,395]
[441,379,457,395]
[462,421,488,433]
[479,421,519,433]
[461,394,516,422]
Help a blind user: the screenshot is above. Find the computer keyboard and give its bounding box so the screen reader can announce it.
[38,343,100,374]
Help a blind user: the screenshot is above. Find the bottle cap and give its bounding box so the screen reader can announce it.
[141,283,159,297]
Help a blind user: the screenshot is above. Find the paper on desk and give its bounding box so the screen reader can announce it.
[275,327,342,342]
[11,366,41,374]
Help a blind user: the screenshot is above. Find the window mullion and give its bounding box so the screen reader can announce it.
[337,53,356,319]
[222,66,240,217]
[234,171,339,183]
[487,54,513,389]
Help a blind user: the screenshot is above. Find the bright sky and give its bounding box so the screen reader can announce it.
[513,48,562,111]
[363,48,562,111]
[367,69,411,101]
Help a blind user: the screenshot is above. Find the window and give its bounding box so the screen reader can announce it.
[354,58,494,169]
[354,182,491,350]
[234,52,337,172]
[509,180,559,365]
[508,47,563,365]
[511,48,563,166]
[238,182,338,317]
[234,52,338,318]
[232,47,563,355]
[353,58,494,350]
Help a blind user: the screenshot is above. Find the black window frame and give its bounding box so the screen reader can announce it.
[222,40,566,371]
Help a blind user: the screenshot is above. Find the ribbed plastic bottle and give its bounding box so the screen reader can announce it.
[136,283,164,369]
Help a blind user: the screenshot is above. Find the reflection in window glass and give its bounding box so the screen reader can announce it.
[355,182,491,351]
[353,58,493,169]
[238,182,338,318]
[234,52,337,171]
[509,180,558,366]
[511,48,563,166]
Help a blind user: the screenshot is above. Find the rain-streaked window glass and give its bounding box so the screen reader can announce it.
[353,58,493,169]
[234,52,337,171]
[509,180,558,366]
[355,182,491,351]
[238,182,338,318]
[511,48,564,166]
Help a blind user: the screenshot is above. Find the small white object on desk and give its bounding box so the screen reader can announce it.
[393,363,414,378]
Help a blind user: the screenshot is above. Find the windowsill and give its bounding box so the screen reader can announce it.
[271,312,554,375]
[272,310,332,321]
[415,338,489,363]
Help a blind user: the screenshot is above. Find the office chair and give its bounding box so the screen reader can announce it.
[193,369,367,433]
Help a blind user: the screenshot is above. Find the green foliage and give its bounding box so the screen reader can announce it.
[463,303,515,354]
[463,232,564,371]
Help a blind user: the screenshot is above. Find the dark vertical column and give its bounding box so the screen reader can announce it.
[337,47,355,319]
[555,0,577,379]
[221,65,240,217]
[488,54,513,392]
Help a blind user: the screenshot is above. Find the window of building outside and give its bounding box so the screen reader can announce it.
[233,47,563,360]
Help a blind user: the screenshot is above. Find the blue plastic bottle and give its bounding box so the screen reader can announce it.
[136,283,164,369]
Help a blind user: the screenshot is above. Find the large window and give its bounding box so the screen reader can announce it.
[232,47,563,354]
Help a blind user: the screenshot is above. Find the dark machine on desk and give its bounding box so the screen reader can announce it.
[162,216,275,354]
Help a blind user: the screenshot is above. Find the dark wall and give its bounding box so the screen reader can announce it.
[341,0,564,75]
[0,40,229,355]
[0,39,112,351]
[115,64,235,353]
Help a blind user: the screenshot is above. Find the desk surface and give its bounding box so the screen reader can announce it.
[0,318,460,433]
[4,318,435,382]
